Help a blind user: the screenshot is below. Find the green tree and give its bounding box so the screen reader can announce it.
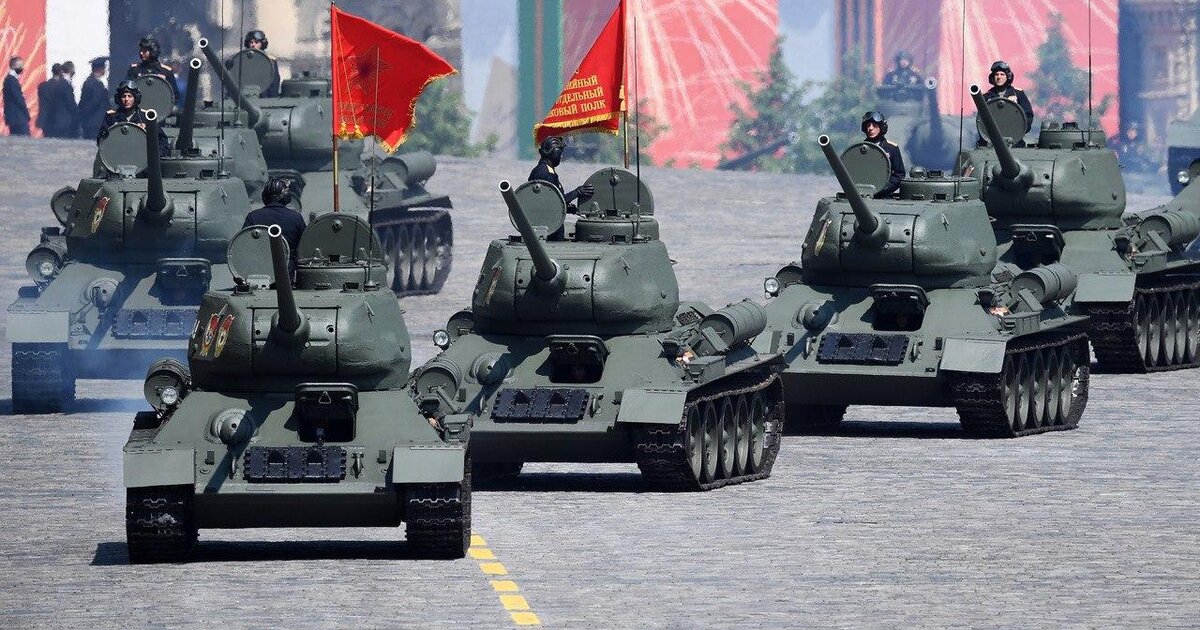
[803,48,877,170]
[1028,12,1113,127]
[722,38,817,172]
[402,81,496,157]
[564,98,667,166]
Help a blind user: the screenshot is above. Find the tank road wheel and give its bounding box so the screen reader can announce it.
[999,355,1019,431]
[395,226,413,292]
[382,231,400,291]
[1043,349,1063,426]
[11,343,76,414]
[420,224,438,290]
[732,395,751,477]
[1146,294,1163,367]
[126,486,197,564]
[1171,292,1188,366]
[716,398,737,480]
[1162,293,1179,365]
[1028,351,1048,429]
[1060,341,1089,429]
[684,405,705,482]
[746,392,768,474]
[1187,290,1200,363]
[404,450,471,559]
[430,215,454,292]
[1014,353,1035,433]
[1135,294,1151,363]
[699,401,720,483]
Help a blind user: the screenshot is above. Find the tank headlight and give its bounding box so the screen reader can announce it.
[1178,170,1191,186]
[432,329,451,349]
[25,249,62,283]
[144,357,190,413]
[764,277,781,296]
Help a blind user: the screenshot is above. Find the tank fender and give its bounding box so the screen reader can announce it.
[391,444,465,483]
[7,311,69,343]
[939,338,1007,373]
[124,448,196,489]
[615,388,687,425]
[1073,272,1136,304]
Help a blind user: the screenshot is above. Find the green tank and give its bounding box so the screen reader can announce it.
[961,84,1200,373]
[1166,107,1200,195]
[8,113,252,414]
[198,38,453,296]
[123,215,470,562]
[756,136,1090,438]
[410,169,784,490]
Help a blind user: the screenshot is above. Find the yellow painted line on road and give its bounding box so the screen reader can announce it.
[471,532,541,626]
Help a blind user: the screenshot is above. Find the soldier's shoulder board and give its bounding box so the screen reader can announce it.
[161,64,173,71]
[105,109,116,114]
[885,140,899,147]
[129,63,139,68]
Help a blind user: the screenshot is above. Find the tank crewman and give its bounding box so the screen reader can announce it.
[36,63,62,137]
[50,61,80,138]
[243,177,306,265]
[1109,122,1156,173]
[126,36,177,101]
[98,80,170,156]
[528,136,595,209]
[3,56,31,136]
[983,60,1034,135]
[78,57,109,140]
[862,111,905,199]
[225,30,279,96]
[881,50,922,100]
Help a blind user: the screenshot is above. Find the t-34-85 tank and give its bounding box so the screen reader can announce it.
[962,84,1200,373]
[411,169,784,490]
[756,136,1090,438]
[7,112,251,413]
[1166,106,1200,195]
[123,216,471,562]
[198,38,453,296]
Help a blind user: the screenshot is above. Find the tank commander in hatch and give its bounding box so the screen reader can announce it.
[227,30,279,96]
[97,80,171,157]
[244,177,306,264]
[861,111,905,198]
[529,136,595,211]
[881,50,922,100]
[126,36,178,101]
[982,60,1033,137]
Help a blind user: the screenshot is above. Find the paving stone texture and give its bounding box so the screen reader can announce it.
[0,136,1195,628]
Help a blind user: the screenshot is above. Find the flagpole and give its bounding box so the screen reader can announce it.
[633,14,640,205]
[365,46,381,287]
[331,1,341,213]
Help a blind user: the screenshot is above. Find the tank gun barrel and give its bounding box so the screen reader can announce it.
[267,224,307,340]
[198,37,263,129]
[174,58,202,152]
[142,110,168,215]
[818,135,888,247]
[970,84,1025,182]
[715,132,797,171]
[499,180,562,285]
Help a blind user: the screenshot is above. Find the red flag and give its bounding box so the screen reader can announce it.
[331,5,457,153]
[533,0,626,145]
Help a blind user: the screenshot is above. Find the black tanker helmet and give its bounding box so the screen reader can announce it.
[895,50,913,66]
[861,110,888,136]
[262,177,293,206]
[538,136,566,166]
[114,80,142,108]
[244,30,268,50]
[138,36,161,59]
[989,60,1014,86]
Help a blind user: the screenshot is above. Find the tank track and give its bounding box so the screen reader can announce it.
[782,403,848,435]
[948,332,1090,438]
[633,369,783,491]
[11,343,75,414]
[373,208,453,297]
[403,452,471,559]
[1084,280,1200,373]
[125,485,197,564]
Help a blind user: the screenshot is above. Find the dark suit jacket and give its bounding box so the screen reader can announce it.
[3,73,30,127]
[49,77,79,138]
[78,75,108,139]
[35,78,54,131]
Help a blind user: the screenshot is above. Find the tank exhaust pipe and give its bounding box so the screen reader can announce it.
[499,180,564,288]
[267,224,309,342]
[970,84,1032,188]
[199,37,264,129]
[174,58,203,152]
[139,109,174,221]
[818,135,889,247]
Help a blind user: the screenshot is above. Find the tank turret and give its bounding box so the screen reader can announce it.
[802,136,996,289]
[470,169,679,336]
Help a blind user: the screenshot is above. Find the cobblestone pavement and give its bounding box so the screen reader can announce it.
[0,137,1196,628]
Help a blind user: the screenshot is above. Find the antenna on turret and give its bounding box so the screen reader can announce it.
[1087,0,1094,131]
[954,0,965,200]
[633,14,641,207]
[217,0,225,158]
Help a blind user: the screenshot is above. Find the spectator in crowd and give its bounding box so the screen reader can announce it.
[3,56,31,136]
